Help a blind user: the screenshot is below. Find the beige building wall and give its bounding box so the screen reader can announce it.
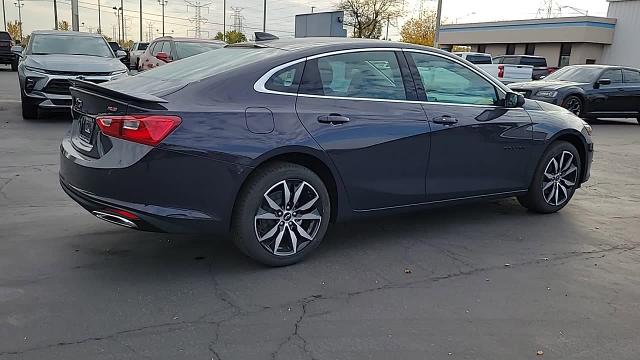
[602,0,640,67]
[514,44,526,55]
[570,43,605,65]
[534,44,561,67]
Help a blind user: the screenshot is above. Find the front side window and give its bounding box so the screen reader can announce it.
[408,52,498,106]
[264,63,304,93]
[300,51,407,100]
[600,69,623,84]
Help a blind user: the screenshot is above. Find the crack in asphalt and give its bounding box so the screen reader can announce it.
[2,243,637,357]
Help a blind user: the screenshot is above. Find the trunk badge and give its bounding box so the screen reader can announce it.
[107,106,118,112]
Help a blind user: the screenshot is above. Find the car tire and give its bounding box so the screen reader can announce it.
[21,93,39,119]
[636,117,639,125]
[517,141,582,214]
[561,95,583,117]
[10,58,18,72]
[232,162,331,266]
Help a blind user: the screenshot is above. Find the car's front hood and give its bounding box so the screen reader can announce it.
[24,54,126,73]
[509,80,588,91]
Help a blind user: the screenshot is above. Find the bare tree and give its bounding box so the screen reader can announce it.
[337,0,403,39]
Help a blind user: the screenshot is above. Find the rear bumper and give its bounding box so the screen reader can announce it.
[0,53,15,63]
[59,135,251,234]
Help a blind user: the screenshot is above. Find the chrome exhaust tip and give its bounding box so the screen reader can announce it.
[92,211,138,229]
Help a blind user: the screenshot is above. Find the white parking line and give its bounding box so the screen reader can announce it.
[0,99,21,103]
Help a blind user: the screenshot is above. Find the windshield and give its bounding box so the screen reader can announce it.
[175,42,223,58]
[137,47,282,83]
[30,34,113,57]
[544,66,599,83]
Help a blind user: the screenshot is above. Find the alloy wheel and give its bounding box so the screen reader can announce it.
[564,98,582,116]
[542,151,579,206]
[254,179,323,256]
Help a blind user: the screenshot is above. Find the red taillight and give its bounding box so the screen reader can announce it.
[497,65,504,78]
[105,208,139,220]
[96,115,181,146]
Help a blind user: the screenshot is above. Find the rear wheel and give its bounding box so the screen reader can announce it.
[21,93,39,119]
[518,141,581,213]
[232,162,331,266]
[562,95,583,117]
[10,58,18,71]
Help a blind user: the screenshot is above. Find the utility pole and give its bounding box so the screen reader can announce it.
[139,0,142,41]
[120,0,125,42]
[262,0,266,32]
[97,0,101,33]
[222,0,225,41]
[186,1,210,38]
[385,15,390,40]
[53,0,58,29]
[311,6,315,13]
[2,0,6,31]
[113,6,121,41]
[71,0,79,30]
[13,0,23,40]
[158,0,167,36]
[434,0,443,49]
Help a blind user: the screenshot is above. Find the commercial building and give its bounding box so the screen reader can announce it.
[439,0,640,68]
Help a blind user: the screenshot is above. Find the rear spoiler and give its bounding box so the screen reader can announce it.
[69,79,168,103]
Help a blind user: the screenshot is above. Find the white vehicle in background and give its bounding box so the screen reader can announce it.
[128,42,149,70]
[454,52,533,84]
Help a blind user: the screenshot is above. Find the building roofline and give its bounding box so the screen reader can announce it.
[442,16,616,31]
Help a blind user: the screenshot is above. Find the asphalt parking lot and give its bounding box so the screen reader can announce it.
[1,66,639,360]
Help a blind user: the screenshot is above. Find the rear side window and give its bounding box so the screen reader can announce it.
[623,69,640,83]
[138,43,148,51]
[265,63,304,94]
[151,42,163,56]
[408,52,498,106]
[300,51,407,100]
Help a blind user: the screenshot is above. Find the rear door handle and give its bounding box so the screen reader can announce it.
[432,115,458,125]
[318,114,350,125]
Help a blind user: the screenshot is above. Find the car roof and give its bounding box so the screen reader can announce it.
[153,36,225,44]
[31,30,104,38]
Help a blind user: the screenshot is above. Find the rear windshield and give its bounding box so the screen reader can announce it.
[175,42,224,58]
[465,55,492,64]
[30,34,113,57]
[138,43,148,50]
[0,32,10,41]
[138,46,283,81]
[520,57,547,67]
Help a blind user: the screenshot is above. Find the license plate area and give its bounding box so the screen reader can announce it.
[78,115,96,143]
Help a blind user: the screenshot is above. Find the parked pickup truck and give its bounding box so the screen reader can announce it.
[493,55,558,80]
[454,52,533,84]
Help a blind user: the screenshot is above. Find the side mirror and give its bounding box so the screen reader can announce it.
[594,78,611,89]
[538,75,546,80]
[11,45,24,57]
[505,92,525,108]
[155,51,171,62]
[116,50,127,59]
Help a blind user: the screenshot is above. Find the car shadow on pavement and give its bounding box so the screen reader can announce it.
[588,118,638,125]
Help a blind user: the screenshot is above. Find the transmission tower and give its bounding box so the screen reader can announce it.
[536,0,561,18]
[230,7,244,33]
[186,1,210,38]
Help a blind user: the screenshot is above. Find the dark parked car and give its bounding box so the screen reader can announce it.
[0,31,19,71]
[508,65,640,123]
[60,38,593,266]
[138,37,225,71]
[108,41,129,66]
[493,55,557,80]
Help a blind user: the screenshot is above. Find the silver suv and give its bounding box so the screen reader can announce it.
[17,30,129,119]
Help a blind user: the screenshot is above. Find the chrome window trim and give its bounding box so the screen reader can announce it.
[253,46,512,110]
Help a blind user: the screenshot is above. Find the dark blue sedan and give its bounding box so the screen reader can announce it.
[60,38,594,266]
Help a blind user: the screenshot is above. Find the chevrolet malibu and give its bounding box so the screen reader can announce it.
[60,38,594,266]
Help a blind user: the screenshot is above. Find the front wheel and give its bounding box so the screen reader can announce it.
[10,58,18,71]
[21,93,39,119]
[562,95,583,117]
[518,141,581,213]
[232,162,331,266]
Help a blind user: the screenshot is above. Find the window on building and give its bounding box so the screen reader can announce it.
[586,59,596,64]
[506,44,516,55]
[525,44,536,56]
[559,43,572,68]
[477,44,487,53]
